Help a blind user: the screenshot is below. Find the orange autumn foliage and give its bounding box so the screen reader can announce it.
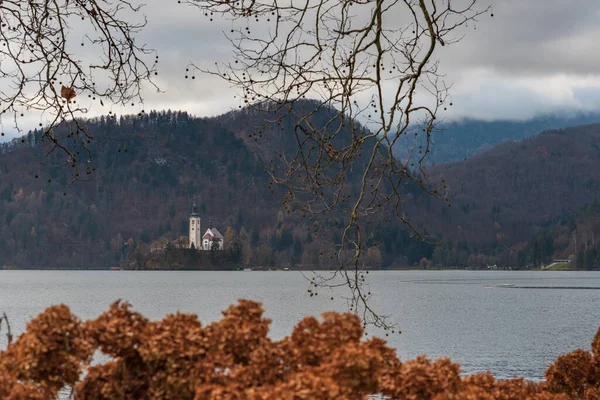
[0,300,598,399]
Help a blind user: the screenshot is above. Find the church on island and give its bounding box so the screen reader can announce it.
[150,201,224,253]
[188,201,224,251]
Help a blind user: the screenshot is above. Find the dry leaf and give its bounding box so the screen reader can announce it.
[60,86,76,100]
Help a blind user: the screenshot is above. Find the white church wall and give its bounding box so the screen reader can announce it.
[189,216,201,249]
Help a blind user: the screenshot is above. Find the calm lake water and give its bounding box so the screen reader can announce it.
[1,270,599,381]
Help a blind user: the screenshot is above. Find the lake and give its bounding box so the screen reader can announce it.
[1,270,599,382]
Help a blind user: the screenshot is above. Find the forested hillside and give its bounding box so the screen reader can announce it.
[416,123,600,269]
[3,105,600,270]
[0,111,267,268]
[517,200,600,269]
[0,106,429,269]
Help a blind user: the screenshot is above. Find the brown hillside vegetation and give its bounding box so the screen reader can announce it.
[0,106,428,269]
[3,109,600,269]
[0,111,282,269]
[0,300,598,399]
[425,123,600,245]
[521,200,600,269]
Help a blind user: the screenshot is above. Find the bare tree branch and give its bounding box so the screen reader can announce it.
[184,0,491,328]
[0,0,157,182]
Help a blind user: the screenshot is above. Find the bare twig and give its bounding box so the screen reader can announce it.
[0,0,157,182]
[0,312,13,345]
[183,0,491,328]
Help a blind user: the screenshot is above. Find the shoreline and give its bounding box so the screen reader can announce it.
[0,266,583,271]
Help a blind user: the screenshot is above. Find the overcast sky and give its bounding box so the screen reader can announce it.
[141,0,600,121]
[2,0,600,140]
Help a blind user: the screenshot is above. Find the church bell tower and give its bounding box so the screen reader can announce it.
[189,198,201,249]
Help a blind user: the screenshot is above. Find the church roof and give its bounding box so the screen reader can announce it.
[211,228,223,239]
[203,228,224,240]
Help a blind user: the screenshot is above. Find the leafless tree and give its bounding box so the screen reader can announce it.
[1,0,491,328]
[182,0,491,327]
[0,0,157,182]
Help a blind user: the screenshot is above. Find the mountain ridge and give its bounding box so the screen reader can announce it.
[2,105,600,269]
[426,123,600,241]
[0,106,423,269]
[394,112,600,164]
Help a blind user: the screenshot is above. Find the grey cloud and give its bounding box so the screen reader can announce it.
[3,0,600,142]
[439,0,600,75]
[573,86,600,109]
[123,0,600,121]
[446,80,580,121]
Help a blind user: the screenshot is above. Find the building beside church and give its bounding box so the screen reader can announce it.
[188,200,225,250]
[202,225,224,251]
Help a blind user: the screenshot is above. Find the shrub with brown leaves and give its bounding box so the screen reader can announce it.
[0,300,598,399]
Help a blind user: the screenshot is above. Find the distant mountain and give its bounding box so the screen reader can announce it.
[393,113,600,164]
[408,123,600,269]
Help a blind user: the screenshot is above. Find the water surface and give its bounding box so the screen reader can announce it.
[1,270,599,381]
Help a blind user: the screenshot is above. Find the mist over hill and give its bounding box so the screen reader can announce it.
[394,113,600,164]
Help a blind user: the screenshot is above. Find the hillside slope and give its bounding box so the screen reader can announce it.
[3,106,600,270]
[0,106,424,269]
[424,123,600,247]
[0,111,275,268]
